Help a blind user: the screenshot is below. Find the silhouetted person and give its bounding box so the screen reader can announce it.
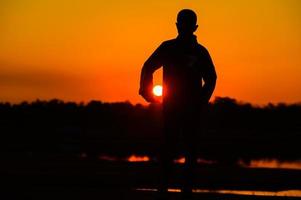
[139,9,217,199]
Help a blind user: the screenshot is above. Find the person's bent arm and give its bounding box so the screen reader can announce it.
[201,49,217,103]
[139,43,164,103]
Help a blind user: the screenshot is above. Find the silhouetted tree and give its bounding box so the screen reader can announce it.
[0,97,300,163]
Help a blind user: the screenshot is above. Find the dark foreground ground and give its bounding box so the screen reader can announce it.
[1,157,301,199]
[3,188,300,200]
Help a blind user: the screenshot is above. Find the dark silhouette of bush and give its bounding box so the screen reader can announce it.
[0,97,300,163]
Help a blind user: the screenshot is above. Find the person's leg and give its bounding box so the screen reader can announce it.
[181,106,201,199]
[158,110,178,199]
[182,140,197,199]
[158,140,173,198]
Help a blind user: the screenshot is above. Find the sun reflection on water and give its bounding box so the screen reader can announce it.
[136,188,301,197]
[91,153,301,170]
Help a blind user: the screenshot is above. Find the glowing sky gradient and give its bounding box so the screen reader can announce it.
[1,0,300,104]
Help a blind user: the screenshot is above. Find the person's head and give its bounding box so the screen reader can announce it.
[176,9,198,36]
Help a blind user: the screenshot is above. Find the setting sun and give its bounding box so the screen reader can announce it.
[153,85,163,97]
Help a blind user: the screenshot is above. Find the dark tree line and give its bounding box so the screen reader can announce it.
[0,97,300,163]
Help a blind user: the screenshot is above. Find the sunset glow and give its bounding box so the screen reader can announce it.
[0,0,301,104]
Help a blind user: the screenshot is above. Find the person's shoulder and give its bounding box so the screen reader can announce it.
[154,39,177,52]
[162,38,177,44]
[196,43,210,54]
[160,38,178,47]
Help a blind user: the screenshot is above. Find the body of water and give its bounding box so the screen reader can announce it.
[95,154,301,170]
[136,188,301,197]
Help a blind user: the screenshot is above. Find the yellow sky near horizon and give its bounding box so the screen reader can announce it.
[0,0,301,105]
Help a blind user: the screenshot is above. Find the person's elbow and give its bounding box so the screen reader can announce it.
[211,71,217,80]
[207,72,217,86]
[141,61,153,75]
[212,73,217,84]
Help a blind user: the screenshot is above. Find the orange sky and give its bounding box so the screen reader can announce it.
[0,0,301,105]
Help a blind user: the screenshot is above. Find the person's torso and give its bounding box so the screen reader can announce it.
[160,37,207,106]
